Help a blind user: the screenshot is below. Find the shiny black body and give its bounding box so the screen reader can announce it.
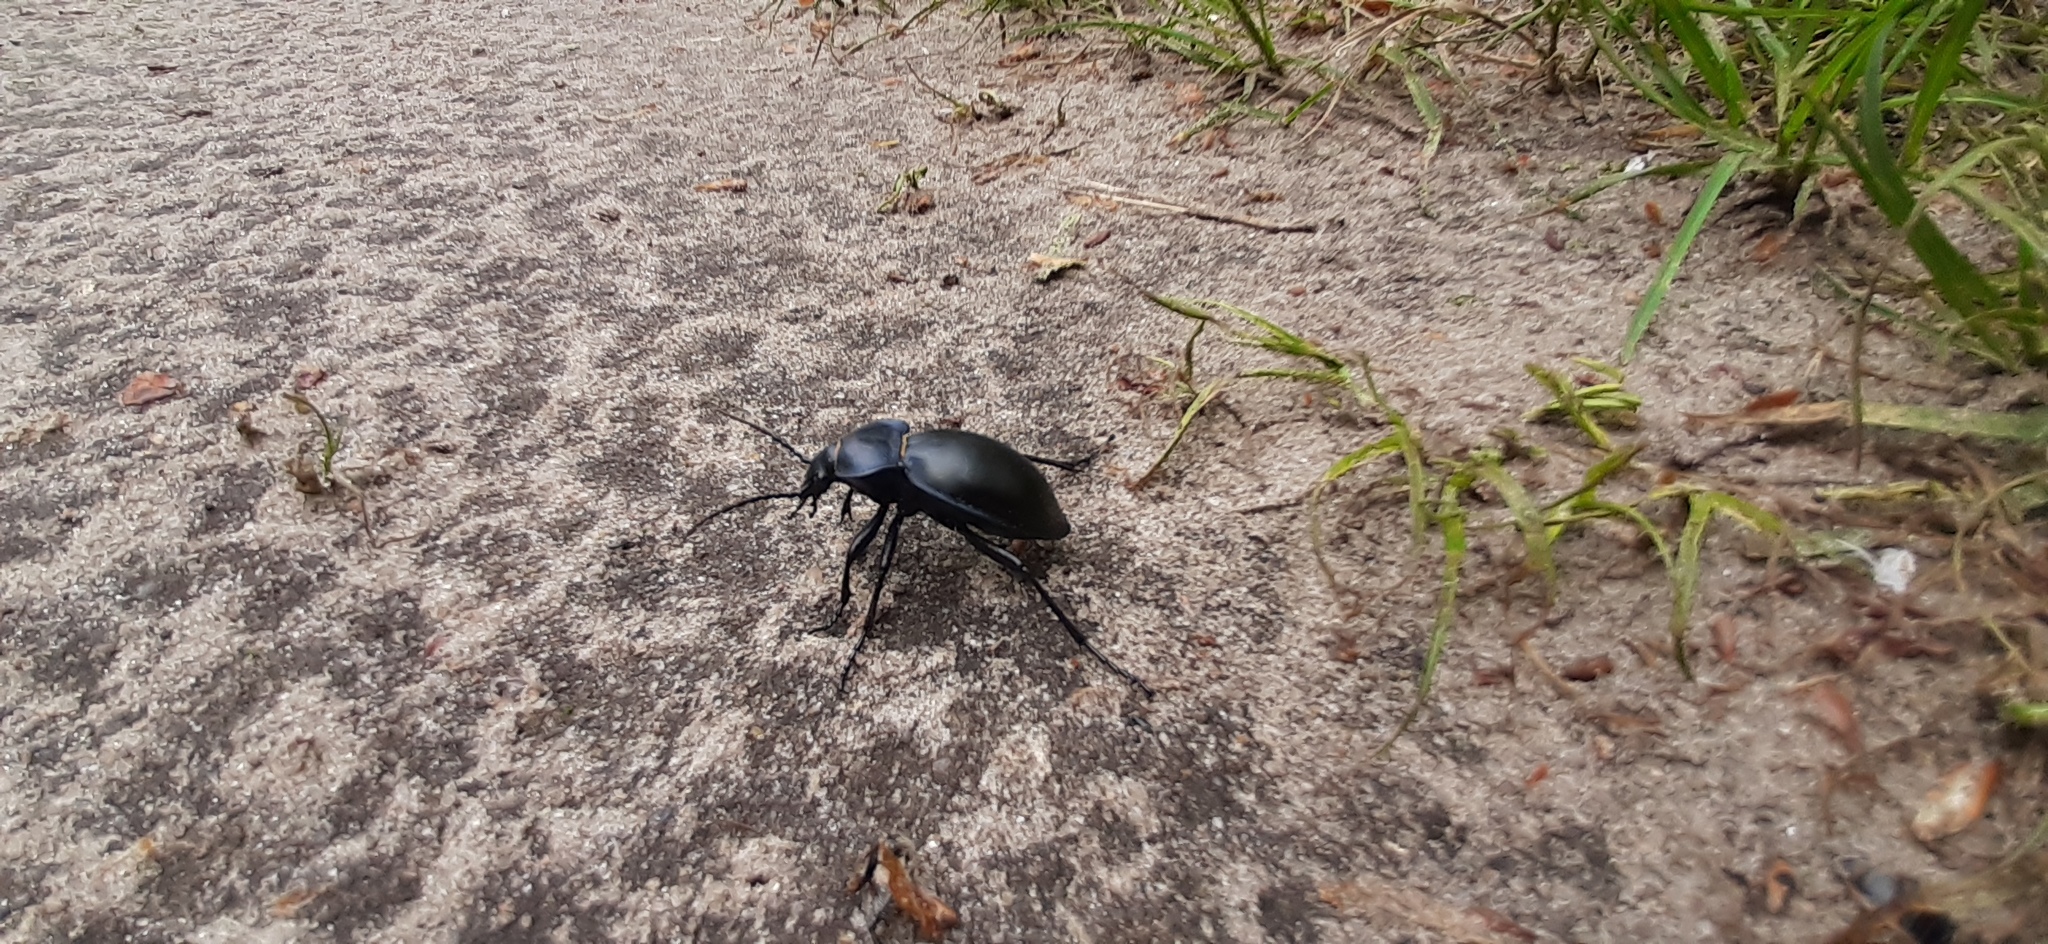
[688,417,1152,698]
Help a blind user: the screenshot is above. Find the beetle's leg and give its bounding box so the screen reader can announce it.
[838,490,854,523]
[814,505,887,635]
[949,528,1156,699]
[1021,451,1094,473]
[839,507,907,694]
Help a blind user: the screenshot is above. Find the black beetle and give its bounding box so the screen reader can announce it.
[684,415,1154,698]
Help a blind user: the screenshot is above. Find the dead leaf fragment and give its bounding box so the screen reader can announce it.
[1803,680,1864,754]
[1634,123,1704,145]
[851,843,958,942]
[1910,760,2001,843]
[693,178,749,193]
[1711,613,1740,663]
[1744,389,1802,412]
[118,371,183,408]
[996,41,1041,66]
[1559,655,1615,682]
[293,366,328,390]
[270,886,323,918]
[1026,252,1085,283]
[1542,227,1565,252]
[1762,859,1797,914]
[1752,228,1794,263]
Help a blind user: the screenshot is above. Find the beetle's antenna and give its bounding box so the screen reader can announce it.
[717,411,808,466]
[682,491,805,539]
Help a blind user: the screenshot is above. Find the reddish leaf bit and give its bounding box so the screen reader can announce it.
[1471,906,1539,942]
[1743,389,1802,412]
[1559,655,1615,682]
[694,178,749,193]
[1643,201,1665,226]
[118,371,183,408]
[995,41,1042,66]
[1472,664,1516,686]
[1523,764,1551,789]
[1762,859,1796,914]
[1911,760,2001,843]
[852,842,959,943]
[1542,228,1565,252]
[1751,229,1793,263]
[293,367,328,391]
[1804,681,1864,754]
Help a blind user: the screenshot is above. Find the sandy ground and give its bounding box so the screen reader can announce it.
[3,2,2042,942]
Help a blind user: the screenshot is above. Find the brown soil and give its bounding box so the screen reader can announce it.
[3,3,2041,943]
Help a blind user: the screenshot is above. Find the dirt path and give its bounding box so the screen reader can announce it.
[3,3,2034,942]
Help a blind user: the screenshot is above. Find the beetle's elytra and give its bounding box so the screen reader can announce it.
[685,415,1153,699]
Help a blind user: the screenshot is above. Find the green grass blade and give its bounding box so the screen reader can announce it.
[1219,0,1282,75]
[1831,14,2003,322]
[1903,0,1985,167]
[1662,489,1788,679]
[1135,378,1232,488]
[1470,454,1558,600]
[1860,401,2048,442]
[1667,494,1713,680]
[1373,466,1471,760]
[1308,436,1407,592]
[1560,160,1721,206]
[1652,0,1749,124]
[1621,151,1745,362]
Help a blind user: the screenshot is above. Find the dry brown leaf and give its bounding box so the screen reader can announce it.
[1743,389,1802,412]
[1586,711,1663,736]
[293,366,327,390]
[1644,201,1665,226]
[996,41,1042,66]
[118,371,182,408]
[694,178,749,193]
[1634,123,1704,144]
[1318,878,1529,944]
[1542,228,1565,252]
[1026,253,1086,282]
[1762,859,1797,914]
[854,843,958,942]
[1752,228,1794,263]
[1559,655,1615,682]
[1911,759,2001,843]
[1804,680,1864,754]
[270,886,323,918]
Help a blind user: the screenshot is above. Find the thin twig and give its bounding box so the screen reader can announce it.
[1066,182,1318,233]
[1850,267,1881,471]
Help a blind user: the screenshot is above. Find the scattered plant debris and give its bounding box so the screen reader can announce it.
[877,167,932,215]
[693,177,749,193]
[117,371,182,408]
[1910,760,2002,844]
[849,841,958,942]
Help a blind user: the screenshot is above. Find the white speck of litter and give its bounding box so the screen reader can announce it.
[1872,547,1915,594]
[1625,152,1655,174]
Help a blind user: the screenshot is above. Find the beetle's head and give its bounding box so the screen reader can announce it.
[796,444,838,514]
